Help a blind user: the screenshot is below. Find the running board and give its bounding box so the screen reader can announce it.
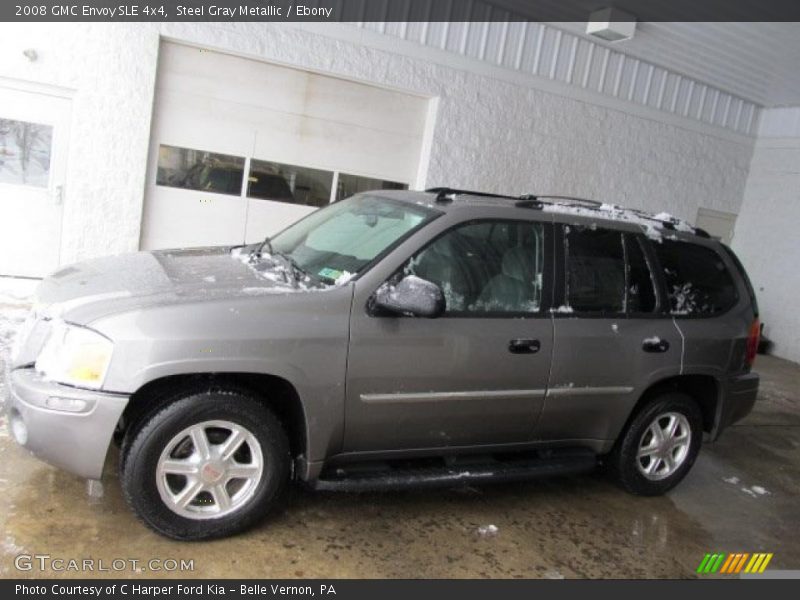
[312,450,597,493]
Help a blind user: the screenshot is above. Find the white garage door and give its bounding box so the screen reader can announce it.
[141,42,433,250]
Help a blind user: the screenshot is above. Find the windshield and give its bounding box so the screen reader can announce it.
[269,194,438,284]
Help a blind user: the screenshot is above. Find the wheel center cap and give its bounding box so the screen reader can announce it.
[201,461,224,483]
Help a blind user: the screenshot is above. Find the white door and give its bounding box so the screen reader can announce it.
[140,42,431,250]
[0,87,71,277]
[696,208,737,244]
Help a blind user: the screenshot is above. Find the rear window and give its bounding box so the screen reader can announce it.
[565,227,626,313]
[653,240,738,316]
[720,244,759,317]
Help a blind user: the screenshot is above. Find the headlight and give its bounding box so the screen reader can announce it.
[35,321,114,389]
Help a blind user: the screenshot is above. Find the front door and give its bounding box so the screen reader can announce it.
[345,218,554,452]
[0,86,71,277]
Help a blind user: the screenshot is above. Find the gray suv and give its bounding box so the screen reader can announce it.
[4,188,761,540]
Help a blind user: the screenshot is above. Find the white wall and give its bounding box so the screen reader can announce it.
[733,107,800,363]
[0,21,756,268]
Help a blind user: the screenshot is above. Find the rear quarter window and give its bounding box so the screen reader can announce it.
[653,240,738,316]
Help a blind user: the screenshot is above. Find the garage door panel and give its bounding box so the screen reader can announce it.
[141,188,247,249]
[302,75,430,135]
[253,116,421,182]
[244,199,317,243]
[142,42,431,251]
[158,43,427,138]
[159,60,312,118]
[153,91,257,157]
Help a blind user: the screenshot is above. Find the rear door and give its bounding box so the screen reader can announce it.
[345,216,554,452]
[651,238,749,376]
[536,224,681,443]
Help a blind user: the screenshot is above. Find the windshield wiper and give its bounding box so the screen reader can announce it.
[275,251,319,287]
[254,236,274,258]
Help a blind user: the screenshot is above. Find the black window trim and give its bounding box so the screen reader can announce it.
[625,233,666,319]
[644,237,741,320]
[555,224,671,320]
[371,217,554,320]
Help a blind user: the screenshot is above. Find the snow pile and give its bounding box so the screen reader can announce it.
[551,305,574,314]
[669,283,700,314]
[477,524,499,537]
[0,277,37,306]
[542,202,695,242]
[232,246,354,292]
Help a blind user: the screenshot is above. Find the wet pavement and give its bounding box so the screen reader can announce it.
[1,290,798,579]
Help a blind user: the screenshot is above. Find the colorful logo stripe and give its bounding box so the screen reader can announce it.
[697,553,773,574]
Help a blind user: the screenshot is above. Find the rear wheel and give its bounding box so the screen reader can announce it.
[607,392,703,495]
[120,389,290,540]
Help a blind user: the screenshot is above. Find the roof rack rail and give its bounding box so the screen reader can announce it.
[425,187,521,204]
[425,188,707,237]
[533,195,603,208]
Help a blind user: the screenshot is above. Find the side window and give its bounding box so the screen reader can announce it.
[565,227,625,313]
[625,235,658,314]
[653,240,738,316]
[404,220,544,314]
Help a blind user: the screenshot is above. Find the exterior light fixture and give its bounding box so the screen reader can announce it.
[586,7,637,42]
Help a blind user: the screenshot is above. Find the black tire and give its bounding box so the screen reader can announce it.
[606,392,703,496]
[120,389,290,540]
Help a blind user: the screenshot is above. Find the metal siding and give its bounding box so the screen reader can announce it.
[350,16,765,136]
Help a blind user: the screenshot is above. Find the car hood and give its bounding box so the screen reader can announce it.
[34,246,327,324]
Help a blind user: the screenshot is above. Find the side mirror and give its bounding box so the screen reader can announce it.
[371,275,445,318]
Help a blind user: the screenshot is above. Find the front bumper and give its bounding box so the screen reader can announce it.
[3,367,129,479]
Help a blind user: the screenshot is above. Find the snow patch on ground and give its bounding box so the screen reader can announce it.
[724,476,770,497]
[543,569,565,579]
[477,524,499,537]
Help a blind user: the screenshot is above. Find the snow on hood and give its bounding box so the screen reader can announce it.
[32,246,343,324]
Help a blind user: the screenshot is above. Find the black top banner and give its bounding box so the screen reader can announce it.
[3,0,800,22]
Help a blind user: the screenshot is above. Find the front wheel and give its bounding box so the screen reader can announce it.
[120,389,290,540]
[606,392,703,496]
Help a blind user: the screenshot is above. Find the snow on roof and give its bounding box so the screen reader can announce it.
[424,189,702,241]
[538,200,697,242]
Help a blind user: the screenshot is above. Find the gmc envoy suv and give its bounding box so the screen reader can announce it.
[3,188,760,540]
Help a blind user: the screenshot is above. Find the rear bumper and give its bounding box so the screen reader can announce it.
[716,371,759,437]
[3,367,128,479]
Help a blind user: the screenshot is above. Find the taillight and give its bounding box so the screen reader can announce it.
[745,318,760,367]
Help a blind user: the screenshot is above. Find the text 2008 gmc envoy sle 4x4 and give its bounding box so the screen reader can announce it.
[4,188,760,540]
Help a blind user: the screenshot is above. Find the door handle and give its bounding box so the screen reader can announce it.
[52,184,63,206]
[508,338,541,354]
[642,338,670,353]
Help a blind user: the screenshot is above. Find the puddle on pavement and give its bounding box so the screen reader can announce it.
[1,443,716,578]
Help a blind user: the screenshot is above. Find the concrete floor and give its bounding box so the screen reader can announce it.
[1,294,798,579]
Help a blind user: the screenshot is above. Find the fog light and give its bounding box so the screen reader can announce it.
[45,396,88,413]
[11,417,28,445]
